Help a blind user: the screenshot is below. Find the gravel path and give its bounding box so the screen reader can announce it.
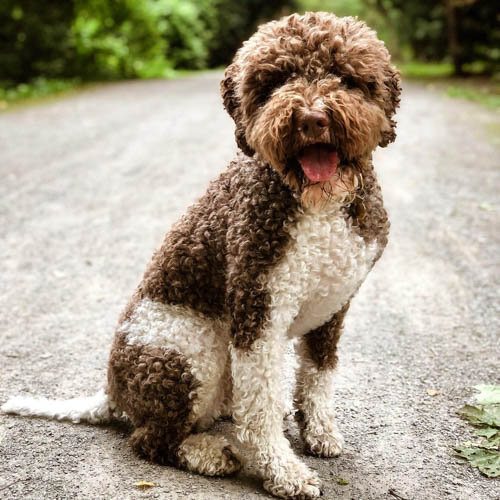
[0,73,498,499]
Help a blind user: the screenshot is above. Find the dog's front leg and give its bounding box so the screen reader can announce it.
[230,323,321,499]
[295,303,349,457]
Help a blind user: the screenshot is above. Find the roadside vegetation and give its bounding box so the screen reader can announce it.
[399,61,500,110]
[456,385,500,477]
[0,0,498,110]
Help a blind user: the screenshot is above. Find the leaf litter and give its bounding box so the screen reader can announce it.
[135,481,155,489]
[455,385,500,477]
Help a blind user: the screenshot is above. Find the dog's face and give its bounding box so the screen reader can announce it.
[221,12,401,208]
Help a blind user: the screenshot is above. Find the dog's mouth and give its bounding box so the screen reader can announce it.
[297,143,340,182]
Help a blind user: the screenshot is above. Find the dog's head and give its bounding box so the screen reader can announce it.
[221,12,401,208]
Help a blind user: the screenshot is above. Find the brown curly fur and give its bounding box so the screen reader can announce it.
[304,302,350,371]
[221,12,401,209]
[119,155,300,349]
[106,11,400,471]
[108,334,199,465]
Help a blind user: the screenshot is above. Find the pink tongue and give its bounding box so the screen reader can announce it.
[298,145,339,182]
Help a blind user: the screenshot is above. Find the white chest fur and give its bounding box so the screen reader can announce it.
[266,203,379,338]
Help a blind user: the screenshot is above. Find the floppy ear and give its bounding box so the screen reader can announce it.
[221,62,255,157]
[379,66,402,147]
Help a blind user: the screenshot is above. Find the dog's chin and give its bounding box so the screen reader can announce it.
[300,169,359,209]
[276,144,360,210]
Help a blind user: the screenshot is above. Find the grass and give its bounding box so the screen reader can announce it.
[399,61,454,79]
[0,77,82,111]
[446,85,500,110]
[0,69,222,112]
[399,61,500,111]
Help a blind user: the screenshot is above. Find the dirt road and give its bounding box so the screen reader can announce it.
[0,73,498,499]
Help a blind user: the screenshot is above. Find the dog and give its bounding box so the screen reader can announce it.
[2,12,400,499]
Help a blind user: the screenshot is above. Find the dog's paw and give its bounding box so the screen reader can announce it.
[179,434,241,476]
[263,458,322,499]
[303,421,344,457]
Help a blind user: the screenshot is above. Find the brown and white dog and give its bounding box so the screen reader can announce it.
[2,12,400,499]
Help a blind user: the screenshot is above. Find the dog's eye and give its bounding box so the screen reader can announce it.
[366,80,377,95]
[341,75,357,89]
[255,73,288,106]
[259,83,279,104]
[341,75,377,97]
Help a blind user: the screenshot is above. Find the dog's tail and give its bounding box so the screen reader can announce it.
[1,389,117,424]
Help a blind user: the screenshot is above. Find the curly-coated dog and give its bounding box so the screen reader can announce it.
[2,12,401,499]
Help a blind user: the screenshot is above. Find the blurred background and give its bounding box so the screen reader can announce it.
[0,0,498,109]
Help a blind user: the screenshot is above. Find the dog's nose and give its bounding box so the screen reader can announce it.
[296,110,329,138]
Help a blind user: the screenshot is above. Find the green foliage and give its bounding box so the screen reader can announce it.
[296,1,499,76]
[71,0,171,79]
[71,0,166,79]
[475,385,500,405]
[1,0,497,89]
[446,85,500,110]
[382,0,448,61]
[365,0,499,75]
[0,77,79,104]
[0,1,75,84]
[399,62,454,78]
[476,428,500,447]
[455,446,500,478]
[161,0,211,69]
[203,0,291,67]
[459,404,500,428]
[456,385,500,478]
[0,0,288,87]
[457,0,500,74]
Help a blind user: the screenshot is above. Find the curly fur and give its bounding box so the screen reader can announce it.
[2,12,400,500]
[222,12,401,210]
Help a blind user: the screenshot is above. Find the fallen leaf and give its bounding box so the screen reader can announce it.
[458,404,500,427]
[476,427,499,439]
[476,428,500,447]
[426,388,440,396]
[135,481,154,489]
[475,385,500,405]
[456,385,500,477]
[455,446,500,478]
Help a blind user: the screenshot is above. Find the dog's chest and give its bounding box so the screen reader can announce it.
[267,204,379,337]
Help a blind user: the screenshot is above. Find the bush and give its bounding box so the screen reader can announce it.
[0,1,75,85]
[0,0,289,86]
[203,0,291,67]
[71,0,171,79]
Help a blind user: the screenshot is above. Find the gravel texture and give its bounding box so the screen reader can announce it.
[0,73,498,499]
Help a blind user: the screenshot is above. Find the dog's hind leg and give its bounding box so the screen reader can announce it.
[109,299,240,474]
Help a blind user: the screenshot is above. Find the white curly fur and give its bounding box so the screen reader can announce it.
[1,389,114,424]
[229,203,378,498]
[295,339,344,457]
[178,433,241,476]
[283,203,379,339]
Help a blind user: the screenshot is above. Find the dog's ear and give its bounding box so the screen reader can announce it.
[221,63,255,157]
[379,66,402,147]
